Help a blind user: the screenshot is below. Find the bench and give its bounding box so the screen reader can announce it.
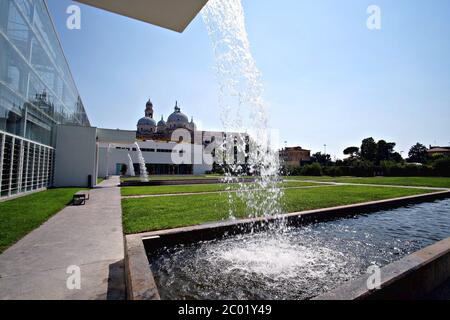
[73,190,90,206]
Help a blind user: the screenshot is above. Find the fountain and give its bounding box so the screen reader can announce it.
[115,0,450,301]
[120,0,450,301]
[202,0,283,221]
[127,154,136,177]
[134,142,149,182]
[150,199,450,300]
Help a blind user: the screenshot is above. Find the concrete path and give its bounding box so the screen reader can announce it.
[0,176,125,300]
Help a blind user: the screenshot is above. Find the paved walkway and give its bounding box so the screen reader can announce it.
[0,177,125,300]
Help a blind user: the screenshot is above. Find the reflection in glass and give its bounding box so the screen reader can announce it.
[0,0,90,148]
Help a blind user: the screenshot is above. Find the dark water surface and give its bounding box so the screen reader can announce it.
[149,199,450,300]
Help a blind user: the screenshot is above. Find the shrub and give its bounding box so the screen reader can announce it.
[347,160,375,177]
[432,157,450,177]
[283,166,302,176]
[300,163,323,176]
[323,166,343,177]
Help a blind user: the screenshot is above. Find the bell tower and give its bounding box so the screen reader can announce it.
[145,99,154,118]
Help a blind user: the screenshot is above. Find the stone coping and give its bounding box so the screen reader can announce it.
[124,190,450,300]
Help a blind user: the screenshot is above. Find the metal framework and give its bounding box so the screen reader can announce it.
[0,130,54,199]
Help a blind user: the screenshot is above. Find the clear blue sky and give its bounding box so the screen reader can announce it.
[47,0,450,159]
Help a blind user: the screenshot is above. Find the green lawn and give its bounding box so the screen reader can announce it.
[121,175,222,182]
[121,181,318,197]
[285,176,450,188]
[122,185,434,234]
[0,188,80,253]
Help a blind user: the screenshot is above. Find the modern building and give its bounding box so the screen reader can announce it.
[98,140,212,177]
[279,146,311,168]
[0,0,208,199]
[97,99,249,177]
[0,0,91,198]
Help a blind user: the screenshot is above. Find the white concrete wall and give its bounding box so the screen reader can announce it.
[96,128,136,144]
[97,140,213,177]
[54,125,98,187]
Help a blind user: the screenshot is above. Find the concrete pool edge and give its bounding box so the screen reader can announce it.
[314,237,450,300]
[124,234,161,300]
[124,190,450,300]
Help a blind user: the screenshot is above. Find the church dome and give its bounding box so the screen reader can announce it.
[157,116,166,127]
[137,117,156,127]
[167,103,189,126]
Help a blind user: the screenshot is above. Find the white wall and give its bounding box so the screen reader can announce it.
[54,125,98,187]
[97,140,213,177]
[96,128,136,144]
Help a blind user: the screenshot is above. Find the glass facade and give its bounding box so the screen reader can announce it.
[0,0,90,197]
[0,0,90,145]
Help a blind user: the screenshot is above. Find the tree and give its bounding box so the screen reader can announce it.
[376,140,397,163]
[311,152,332,166]
[408,143,428,164]
[390,152,404,163]
[360,138,377,162]
[343,146,360,158]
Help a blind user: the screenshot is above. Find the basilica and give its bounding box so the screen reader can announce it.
[137,99,197,141]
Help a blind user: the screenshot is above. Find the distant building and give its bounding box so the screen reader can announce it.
[279,146,311,168]
[94,99,251,177]
[98,140,211,176]
[427,146,450,157]
[137,100,197,141]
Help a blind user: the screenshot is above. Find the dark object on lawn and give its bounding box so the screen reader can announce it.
[73,191,90,206]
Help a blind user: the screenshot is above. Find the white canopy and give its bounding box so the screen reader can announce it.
[75,0,208,32]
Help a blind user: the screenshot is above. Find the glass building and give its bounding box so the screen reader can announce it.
[0,0,90,198]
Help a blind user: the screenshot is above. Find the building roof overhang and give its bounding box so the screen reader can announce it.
[428,148,450,153]
[75,0,209,32]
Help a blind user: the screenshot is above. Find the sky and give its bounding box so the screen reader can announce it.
[47,0,450,159]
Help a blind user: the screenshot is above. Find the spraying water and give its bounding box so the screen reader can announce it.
[134,142,149,182]
[127,154,136,177]
[202,0,283,220]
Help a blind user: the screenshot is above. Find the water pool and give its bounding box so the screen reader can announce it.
[149,198,450,300]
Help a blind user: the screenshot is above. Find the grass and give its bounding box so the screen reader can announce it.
[121,181,319,196]
[120,175,222,182]
[122,185,434,234]
[0,188,80,253]
[285,176,450,188]
[97,177,105,185]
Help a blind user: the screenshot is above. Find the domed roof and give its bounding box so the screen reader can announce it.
[167,103,189,125]
[137,117,156,126]
[157,116,166,126]
[146,99,153,107]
